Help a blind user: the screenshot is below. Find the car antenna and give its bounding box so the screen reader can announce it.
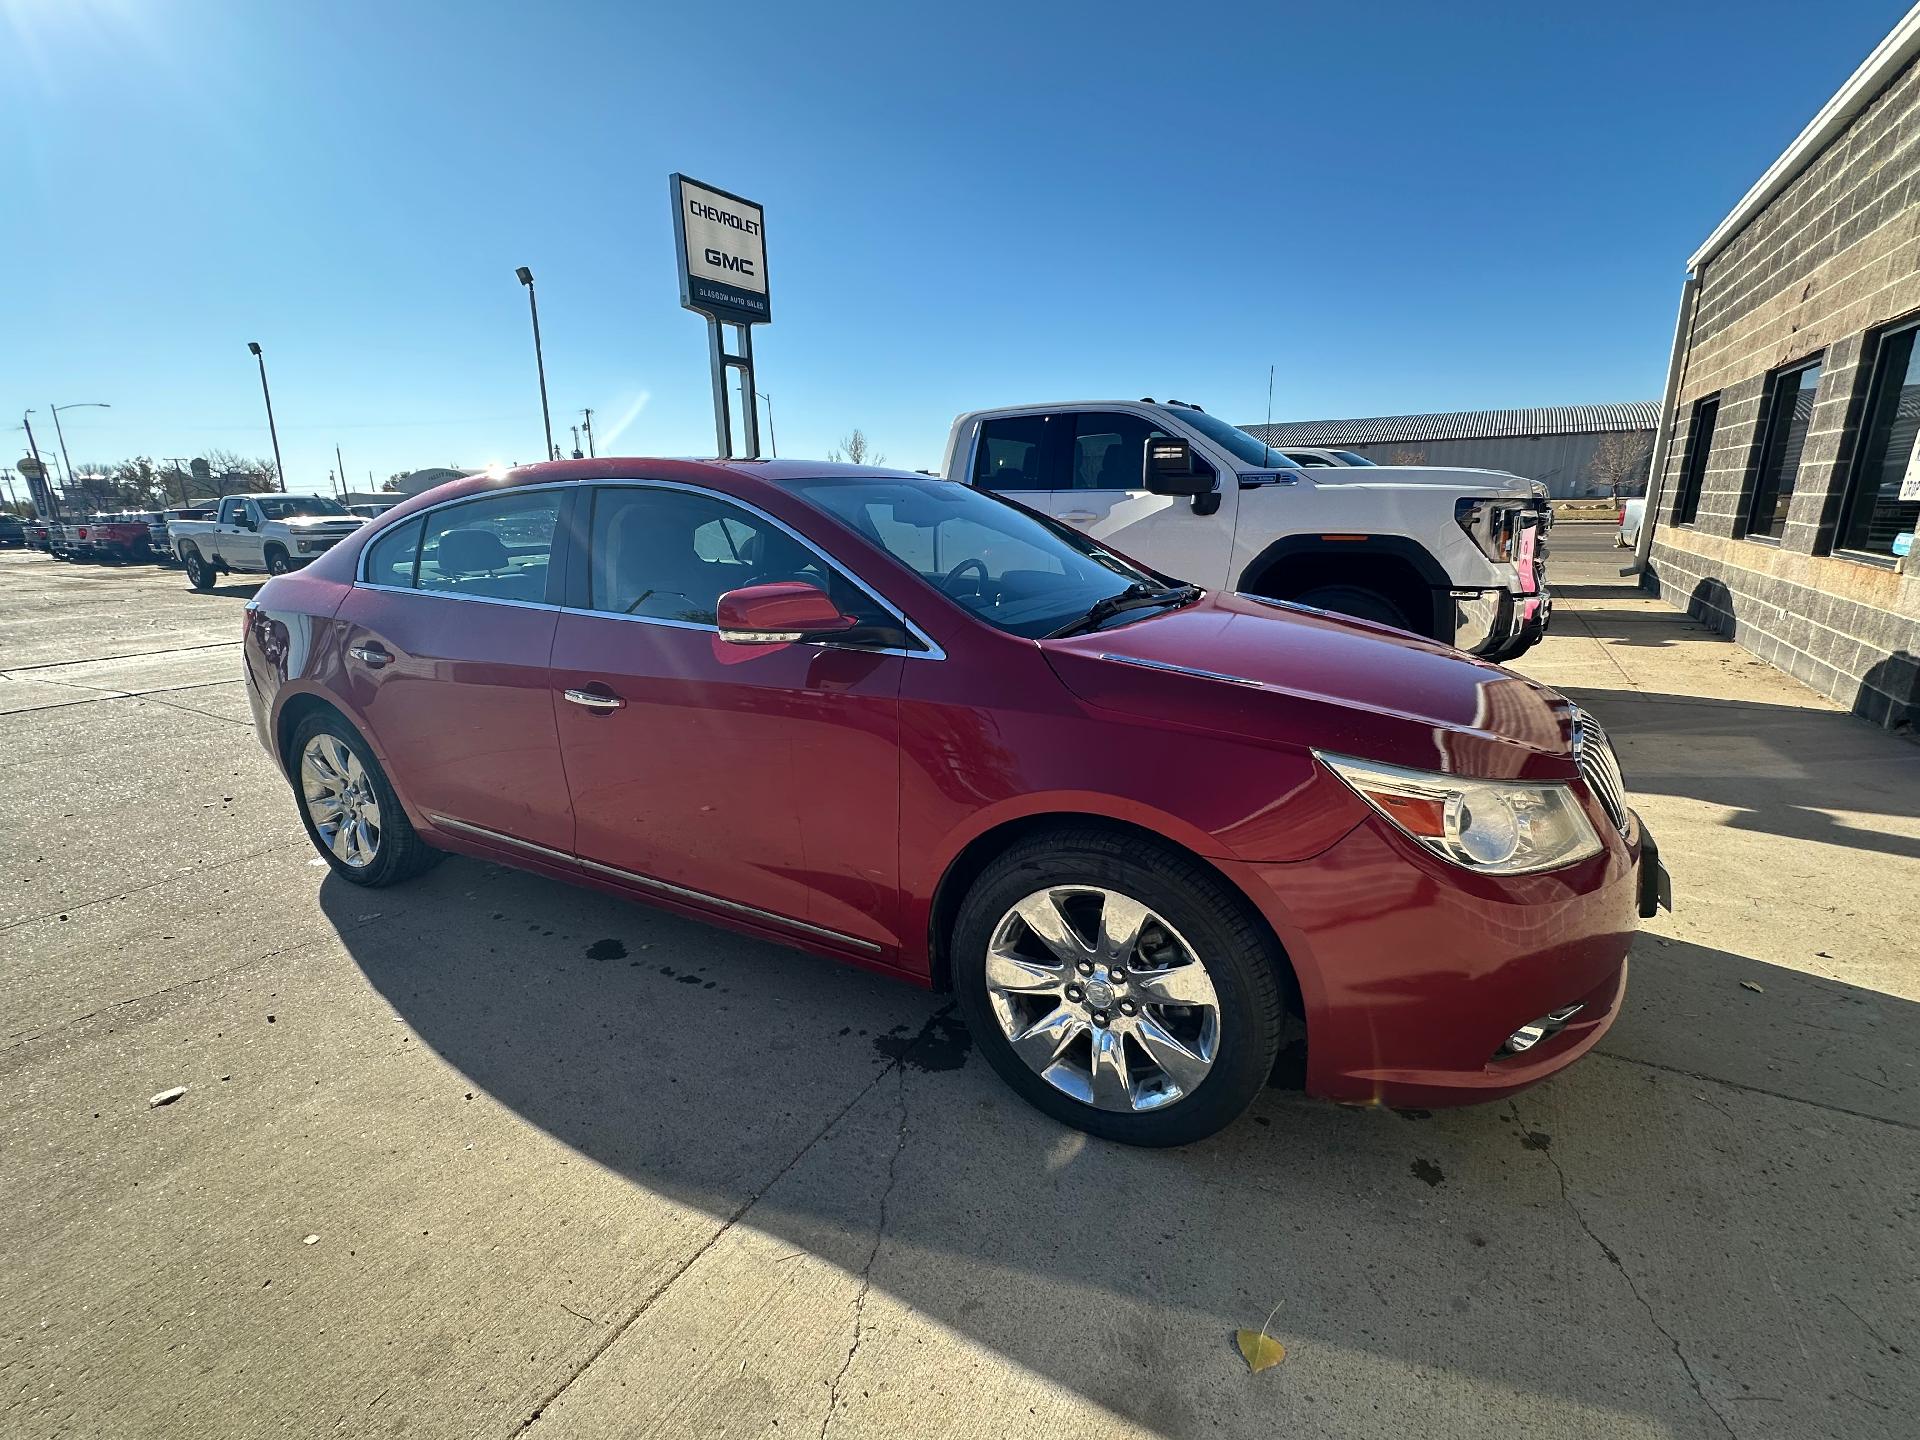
[1262,364,1276,468]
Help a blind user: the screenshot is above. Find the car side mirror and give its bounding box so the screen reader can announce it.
[1143,438,1214,497]
[716,582,859,644]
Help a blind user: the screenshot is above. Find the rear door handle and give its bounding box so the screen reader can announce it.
[348,644,392,668]
[563,688,624,711]
[1055,510,1098,523]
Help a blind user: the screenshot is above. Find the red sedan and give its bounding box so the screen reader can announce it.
[242,459,1663,1145]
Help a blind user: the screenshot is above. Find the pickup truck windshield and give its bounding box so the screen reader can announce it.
[255,495,349,519]
[791,474,1163,639]
[1175,410,1292,468]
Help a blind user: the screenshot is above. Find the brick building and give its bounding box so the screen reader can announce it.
[1640,7,1920,728]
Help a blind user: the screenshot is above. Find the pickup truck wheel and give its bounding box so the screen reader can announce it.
[953,827,1286,1147]
[1289,584,1412,631]
[265,545,292,576]
[182,547,216,591]
[290,713,441,888]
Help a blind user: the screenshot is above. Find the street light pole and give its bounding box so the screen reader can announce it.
[49,402,110,510]
[246,343,286,491]
[580,407,595,458]
[336,444,348,499]
[516,267,555,461]
[755,392,778,457]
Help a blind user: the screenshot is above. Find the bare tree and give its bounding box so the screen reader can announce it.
[201,448,279,491]
[827,429,884,466]
[1588,431,1654,500]
[1386,446,1428,466]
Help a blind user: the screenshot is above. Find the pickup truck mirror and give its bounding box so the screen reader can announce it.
[1143,438,1214,497]
[237,513,257,530]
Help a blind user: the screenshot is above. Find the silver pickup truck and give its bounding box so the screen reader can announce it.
[169,493,365,589]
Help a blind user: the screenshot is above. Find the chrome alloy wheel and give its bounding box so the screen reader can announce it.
[300,734,382,869]
[984,886,1221,1113]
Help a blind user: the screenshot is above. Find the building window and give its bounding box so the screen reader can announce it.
[1746,358,1823,539]
[1674,394,1719,525]
[1836,318,1920,558]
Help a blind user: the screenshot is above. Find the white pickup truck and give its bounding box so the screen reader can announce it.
[169,493,365,589]
[942,400,1551,660]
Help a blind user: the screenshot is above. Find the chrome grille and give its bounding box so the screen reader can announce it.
[1570,708,1627,834]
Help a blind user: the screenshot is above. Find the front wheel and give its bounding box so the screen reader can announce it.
[265,545,292,576]
[1288,584,1413,631]
[289,711,442,888]
[953,828,1288,1147]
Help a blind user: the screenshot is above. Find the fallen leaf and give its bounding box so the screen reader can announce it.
[1235,1328,1286,1373]
[303,1234,320,1245]
[148,1086,187,1108]
[1740,981,1764,993]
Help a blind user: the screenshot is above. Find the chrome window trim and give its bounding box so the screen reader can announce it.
[351,475,946,659]
[428,813,882,953]
[578,477,946,660]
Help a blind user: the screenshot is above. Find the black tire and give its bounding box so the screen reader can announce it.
[952,827,1288,1147]
[287,710,442,888]
[1290,584,1413,631]
[265,545,292,576]
[182,546,216,591]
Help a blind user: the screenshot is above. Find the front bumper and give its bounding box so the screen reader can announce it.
[1222,808,1643,1108]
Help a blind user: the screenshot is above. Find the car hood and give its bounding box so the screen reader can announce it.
[1300,465,1536,499]
[279,515,364,531]
[1042,591,1574,781]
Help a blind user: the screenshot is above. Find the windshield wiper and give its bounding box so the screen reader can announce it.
[1048,582,1200,638]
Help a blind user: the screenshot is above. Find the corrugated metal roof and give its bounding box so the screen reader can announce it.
[1244,402,1660,447]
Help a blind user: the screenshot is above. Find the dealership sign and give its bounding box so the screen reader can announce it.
[671,174,769,324]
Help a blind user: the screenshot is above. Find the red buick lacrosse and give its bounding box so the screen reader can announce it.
[243,459,1664,1145]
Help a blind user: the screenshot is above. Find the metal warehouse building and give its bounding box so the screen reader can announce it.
[1244,402,1658,498]
[1635,7,1919,730]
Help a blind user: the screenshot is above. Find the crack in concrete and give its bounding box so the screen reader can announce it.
[819,1062,913,1440]
[0,639,241,675]
[1512,1101,1739,1440]
[1593,1050,1918,1134]
[508,1006,954,1439]
[0,837,305,938]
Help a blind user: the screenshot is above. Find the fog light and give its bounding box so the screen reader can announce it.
[1495,1004,1584,1061]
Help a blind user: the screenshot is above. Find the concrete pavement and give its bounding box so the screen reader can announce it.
[2,535,1914,1439]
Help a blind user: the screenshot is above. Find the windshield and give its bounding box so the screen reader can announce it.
[256,494,349,519]
[1333,451,1378,467]
[789,473,1161,639]
[1171,409,1295,468]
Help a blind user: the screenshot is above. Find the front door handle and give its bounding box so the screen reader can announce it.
[1055,510,1098,523]
[348,644,392,668]
[563,688,624,711]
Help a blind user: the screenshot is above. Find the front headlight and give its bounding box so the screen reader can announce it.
[1317,752,1601,875]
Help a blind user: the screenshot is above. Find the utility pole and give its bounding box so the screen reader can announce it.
[165,458,192,506]
[570,423,582,460]
[335,444,348,499]
[755,392,777,457]
[515,267,555,461]
[50,402,110,513]
[246,343,286,490]
[580,407,595,458]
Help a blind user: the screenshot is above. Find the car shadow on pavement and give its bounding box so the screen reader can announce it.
[1552,684,1920,861]
[319,858,1917,1434]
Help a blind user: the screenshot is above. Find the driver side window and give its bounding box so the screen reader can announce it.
[586,486,879,627]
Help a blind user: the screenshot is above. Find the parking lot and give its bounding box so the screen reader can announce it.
[3,530,1915,1439]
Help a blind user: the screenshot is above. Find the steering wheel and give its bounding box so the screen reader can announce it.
[940,557,990,594]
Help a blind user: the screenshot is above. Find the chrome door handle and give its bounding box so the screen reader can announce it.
[1055,511,1098,523]
[563,688,624,711]
[348,645,391,667]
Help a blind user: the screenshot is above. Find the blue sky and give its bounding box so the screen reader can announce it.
[1,0,1909,487]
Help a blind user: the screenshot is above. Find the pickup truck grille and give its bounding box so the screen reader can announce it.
[1570,708,1627,834]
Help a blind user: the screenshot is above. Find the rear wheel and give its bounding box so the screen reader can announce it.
[953,828,1287,1147]
[289,711,441,888]
[182,546,216,591]
[1289,583,1412,631]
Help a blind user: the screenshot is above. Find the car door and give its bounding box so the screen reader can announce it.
[548,480,909,953]
[973,411,1239,587]
[331,485,575,854]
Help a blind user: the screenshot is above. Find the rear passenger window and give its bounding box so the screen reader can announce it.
[416,491,560,603]
[973,416,1054,492]
[362,517,422,588]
